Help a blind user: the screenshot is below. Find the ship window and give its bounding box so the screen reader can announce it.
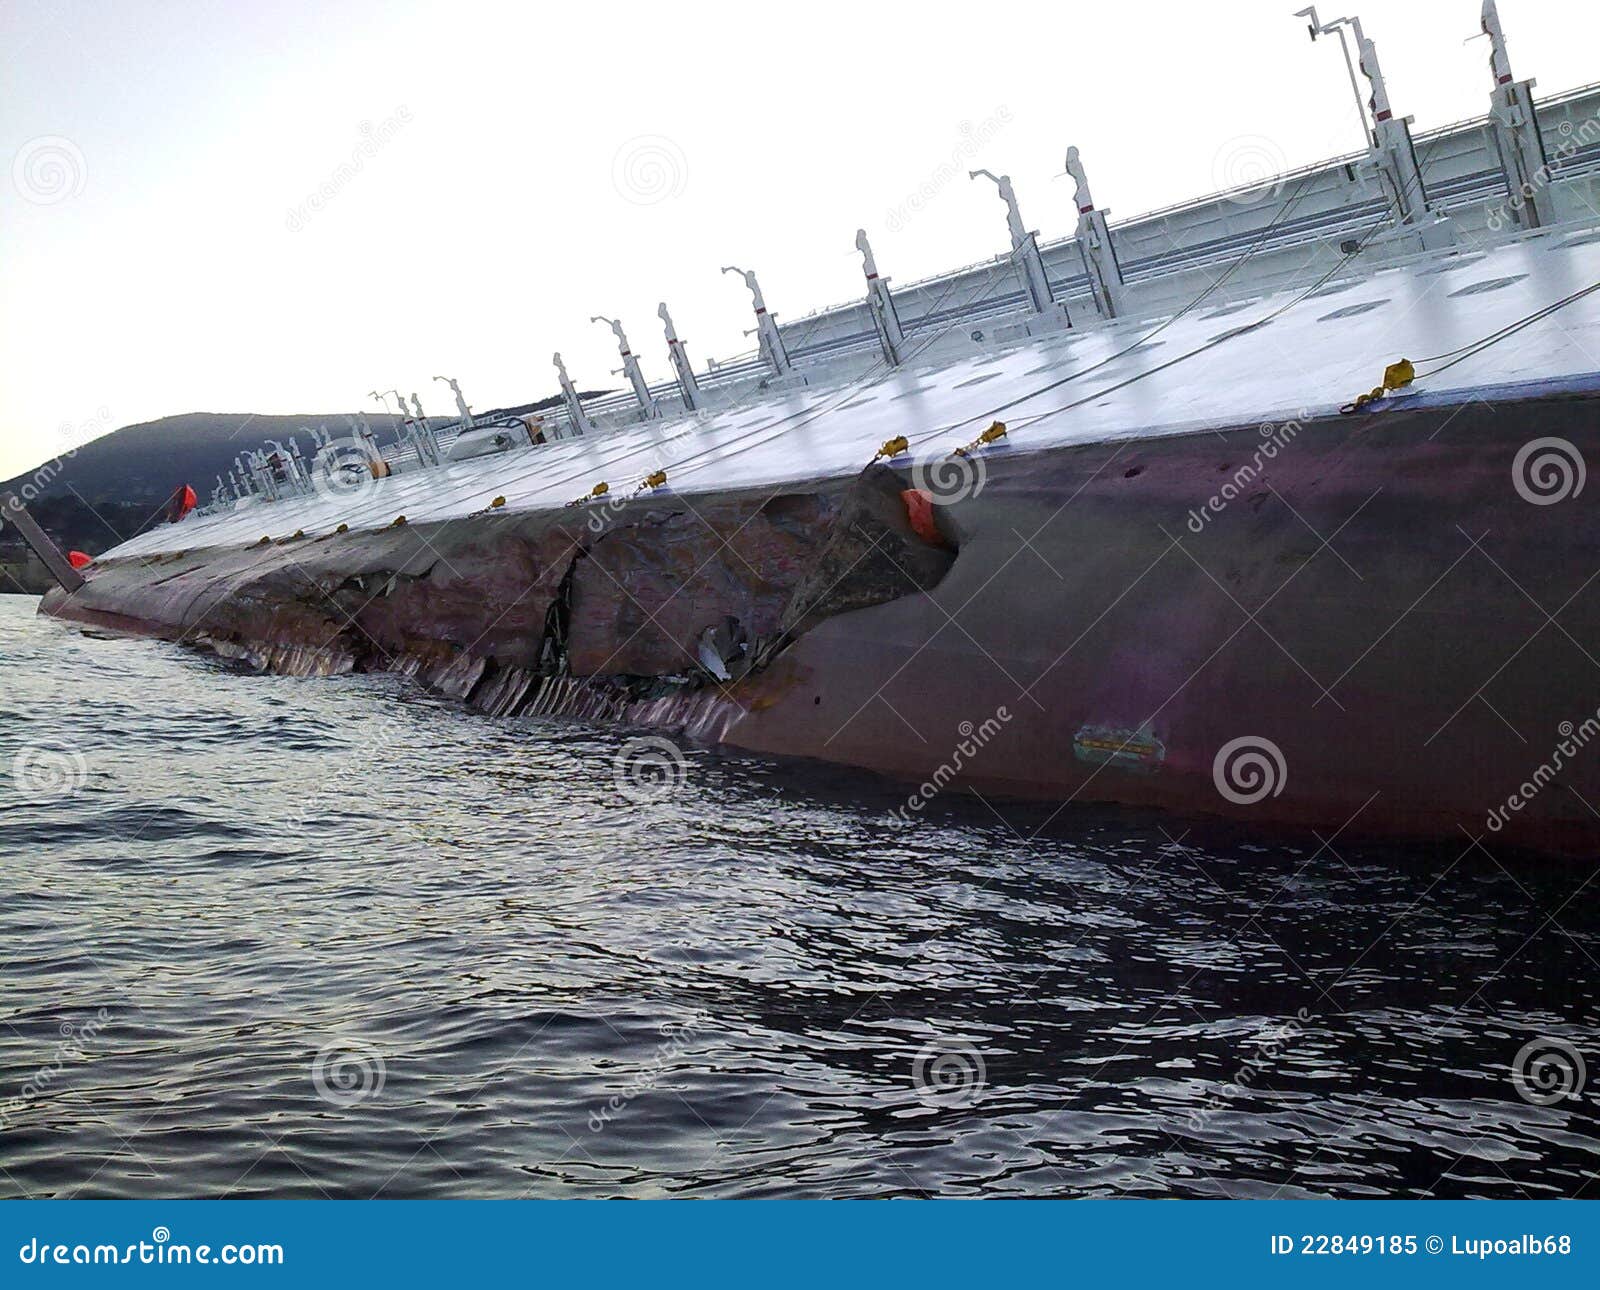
[1308,280,1358,299]
[1317,299,1390,322]
[954,371,1003,389]
[1447,274,1528,297]
[837,395,876,410]
[1203,300,1257,319]
[1559,230,1600,249]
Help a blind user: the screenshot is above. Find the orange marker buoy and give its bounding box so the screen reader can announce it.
[166,483,199,523]
[900,489,949,549]
[67,550,92,570]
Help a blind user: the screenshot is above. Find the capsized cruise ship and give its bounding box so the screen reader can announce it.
[22,2,1600,856]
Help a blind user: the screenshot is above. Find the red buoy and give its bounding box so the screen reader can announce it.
[900,489,949,549]
[165,483,199,524]
[67,550,92,570]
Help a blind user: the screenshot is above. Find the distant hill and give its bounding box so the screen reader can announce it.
[1,396,602,593]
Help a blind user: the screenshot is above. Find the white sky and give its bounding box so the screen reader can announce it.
[4,0,1598,481]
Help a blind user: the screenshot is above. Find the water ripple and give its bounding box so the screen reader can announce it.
[0,598,1596,1197]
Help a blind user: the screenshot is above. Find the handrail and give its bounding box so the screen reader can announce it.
[765,82,1600,336]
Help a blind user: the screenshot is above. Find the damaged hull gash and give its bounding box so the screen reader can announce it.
[41,389,1600,857]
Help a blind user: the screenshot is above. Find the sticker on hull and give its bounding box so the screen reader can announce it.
[1072,724,1166,774]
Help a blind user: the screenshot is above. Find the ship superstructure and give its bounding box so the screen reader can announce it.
[152,2,1600,524]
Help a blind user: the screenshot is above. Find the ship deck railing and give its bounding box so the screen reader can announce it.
[211,82,1600,505]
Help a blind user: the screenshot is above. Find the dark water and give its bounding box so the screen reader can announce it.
[1,597,1596,1199]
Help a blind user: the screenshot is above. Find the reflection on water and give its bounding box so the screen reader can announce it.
[0,597,1595,1197]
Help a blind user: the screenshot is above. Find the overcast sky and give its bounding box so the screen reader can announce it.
[4,0,1598,481]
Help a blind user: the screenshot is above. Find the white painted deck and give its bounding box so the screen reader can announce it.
[107,223,1600,562]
